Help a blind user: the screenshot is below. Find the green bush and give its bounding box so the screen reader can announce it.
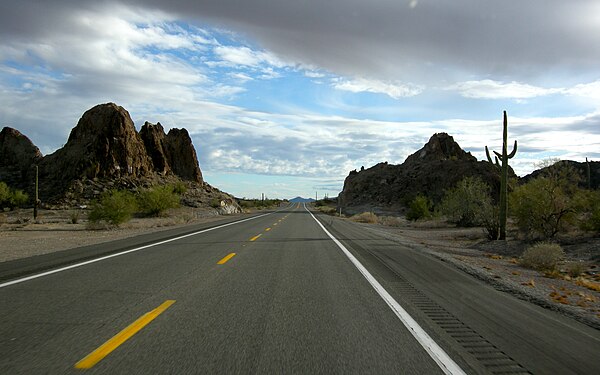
[406,194,431,221]
[210,198,222,208]
[171,181,187,195]
[440,177,495,227]
[138,185,180,216]
[578,190,600,232]
[89,190,137,226]
[520,242,565,271]
[0,182,29,209]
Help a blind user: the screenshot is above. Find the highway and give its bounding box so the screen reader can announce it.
[0,203,598,374]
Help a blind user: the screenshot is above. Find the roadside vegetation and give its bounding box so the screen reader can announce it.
[88,183,184,227]
[0,181,29,210]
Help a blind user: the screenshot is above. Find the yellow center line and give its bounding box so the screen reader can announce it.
[249,234,262,241]
[273,223,278,226]
[217,253,236,264]
[75,300,175,370]
[265,228,271,231]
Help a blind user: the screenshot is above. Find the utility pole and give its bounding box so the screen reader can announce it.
[315,191,317,202]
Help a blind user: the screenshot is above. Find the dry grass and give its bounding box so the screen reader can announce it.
[377,216,405,227]
[576,278,600,292]
[350,212,378,223]
[520,242,565,271]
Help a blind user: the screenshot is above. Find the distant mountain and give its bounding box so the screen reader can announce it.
[289,197,315,203]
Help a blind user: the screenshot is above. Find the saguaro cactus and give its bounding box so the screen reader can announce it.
[485,111,517,240]
[586,157,591,190]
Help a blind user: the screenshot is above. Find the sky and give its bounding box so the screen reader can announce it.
[1,1,599,199]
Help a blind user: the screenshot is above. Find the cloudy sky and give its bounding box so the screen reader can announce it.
[1,1,599,199]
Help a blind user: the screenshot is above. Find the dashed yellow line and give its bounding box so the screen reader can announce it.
[249,234,262,241]
[265,228,271,232]
[217,253,236,264]
[75,300,175,370]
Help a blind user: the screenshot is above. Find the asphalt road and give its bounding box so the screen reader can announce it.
[0,203,598,374]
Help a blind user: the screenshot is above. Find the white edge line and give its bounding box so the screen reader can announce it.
[303,203,466,375]
[0,210,280,289]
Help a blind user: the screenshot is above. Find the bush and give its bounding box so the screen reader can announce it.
[566,262,585,278]
[209,198,222,208]
[578,190,600,232]
[520,242,565,271]
[138,185,180,216]
[511,178,580,240]
[171,181,187,195]
[0,182,29,209]
[89,190,137,226]
[440,177,496,228]
[406,194,431,221]
[350,212,378,223]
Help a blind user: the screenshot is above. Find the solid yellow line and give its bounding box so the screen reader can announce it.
[249,234,262,241]
[265,228,271,232]
[217,253,236,264]
[75,300,175,370]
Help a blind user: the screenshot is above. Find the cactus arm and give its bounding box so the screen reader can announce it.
[507,140,518,158]
[495,156,500,166]
[485,146,494,163]
[493,150,502,160]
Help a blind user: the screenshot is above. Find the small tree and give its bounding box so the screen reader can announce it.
[89,190,137,226]
[406,194,432,221]
[510,160,582,239]
[440,176,496,227]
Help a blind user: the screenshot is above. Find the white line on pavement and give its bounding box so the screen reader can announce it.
[304,203,466,375]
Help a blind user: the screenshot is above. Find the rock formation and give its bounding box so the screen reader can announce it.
[521,160,600,189]
[0,102,235,212]
[338,133,510,214]
[0,127,42,191]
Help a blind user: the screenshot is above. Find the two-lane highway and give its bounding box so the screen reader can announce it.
[0,203,598,374]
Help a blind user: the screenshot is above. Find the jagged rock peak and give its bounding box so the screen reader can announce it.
[164,128,203,183]
[140,121,171,175]
[404,132,476,164]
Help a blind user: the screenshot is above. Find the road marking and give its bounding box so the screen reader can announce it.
[304,204,466,375]
[265,228,271,231]
[249,234,262,241]
[217,253,236,264]
[0,212,277,289]
[75,300,175,370]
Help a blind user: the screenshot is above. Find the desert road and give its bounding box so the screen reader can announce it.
[0,203,598,374]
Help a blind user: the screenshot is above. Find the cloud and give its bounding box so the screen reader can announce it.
[449,80,562,99]
[332,77,422,99]
[449,79,600,100]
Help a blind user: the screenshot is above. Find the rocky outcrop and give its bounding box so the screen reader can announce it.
[140,121,171,175]
[0,127,42,191]
[0,102,235,212]
[139,122,203,183]
[338,133,509,214]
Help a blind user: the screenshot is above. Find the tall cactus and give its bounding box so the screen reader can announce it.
[586,157,591,190]
[485,111,517,240]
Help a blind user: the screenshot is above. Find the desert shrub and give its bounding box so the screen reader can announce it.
[209,198,222,208]
[0,182,29,209]
[138,185,180,216]
[0,182,9,204]
[511,162,582,239]
[378,216,404,227]
[566,262,585,278]
[89,190,137,226]
[350,212,378,223]
[406,194,432,221]
[519,242,565,271]
[317,206,337,215]
[440,177,496,228]
[171,181,187,195]
[70,211,80,224]
[578,190,600,232]
[9,189,29,208]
